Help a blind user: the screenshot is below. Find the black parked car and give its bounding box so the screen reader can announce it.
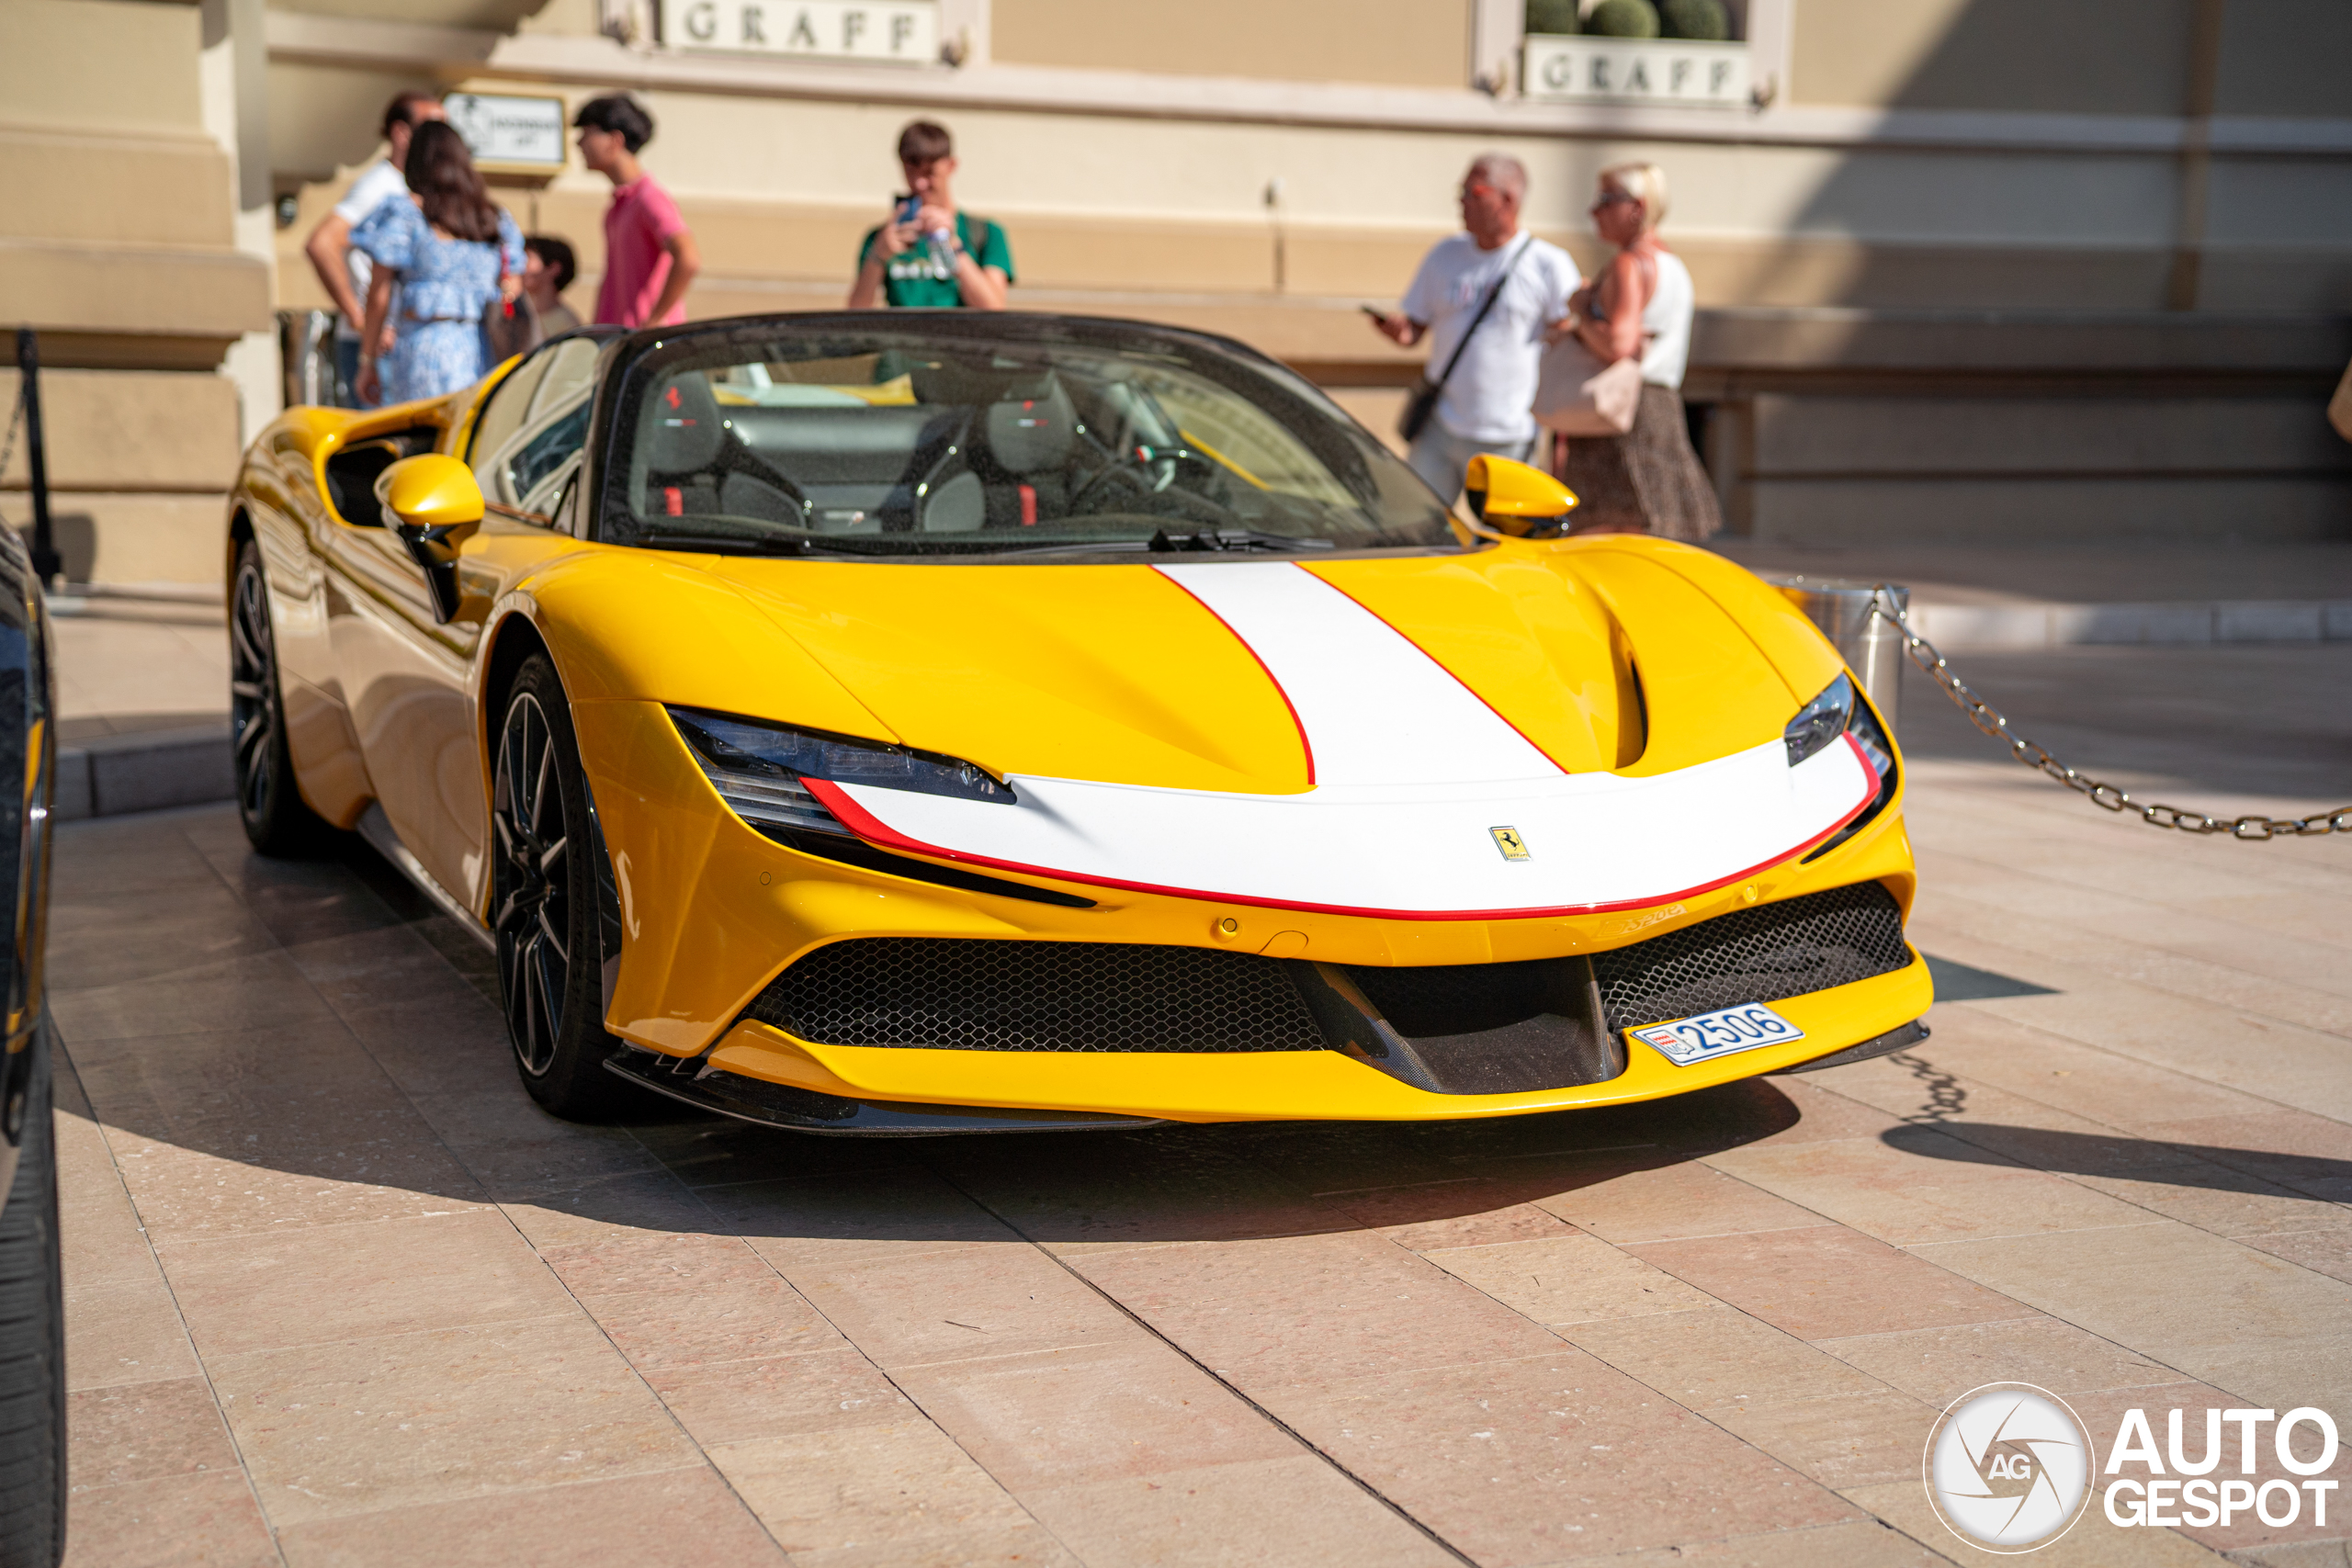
[0,524,64,1564]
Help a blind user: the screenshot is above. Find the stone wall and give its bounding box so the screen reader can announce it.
[0,0,275,587]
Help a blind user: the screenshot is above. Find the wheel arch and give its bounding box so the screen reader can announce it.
[481,607,556,751]
[478,605,626,1024]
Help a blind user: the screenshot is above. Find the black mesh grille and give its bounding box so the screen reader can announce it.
[745,938,1326,1052]
[1592,882,1910,1030]
[741,883,1907,1055]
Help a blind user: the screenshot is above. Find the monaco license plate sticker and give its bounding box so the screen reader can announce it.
[1626,1003,1805,1066]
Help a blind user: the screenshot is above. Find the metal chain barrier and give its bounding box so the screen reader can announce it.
[1869,587,2352,841]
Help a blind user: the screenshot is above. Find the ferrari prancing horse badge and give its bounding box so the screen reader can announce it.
[1490,826,1530,862]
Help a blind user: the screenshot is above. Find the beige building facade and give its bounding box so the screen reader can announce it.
[7,0,2352,581]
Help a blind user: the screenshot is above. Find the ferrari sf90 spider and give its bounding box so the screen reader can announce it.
[227,313,1928,1132]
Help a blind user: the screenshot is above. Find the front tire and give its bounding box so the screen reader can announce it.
[0,1024,66,1568]
[492,655,628,1120]
[231,540,325,855]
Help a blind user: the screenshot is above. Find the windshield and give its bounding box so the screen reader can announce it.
[598,319,1458,558]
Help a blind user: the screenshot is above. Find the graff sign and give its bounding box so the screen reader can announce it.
[659,0,936,62]
[1522,37,1749,108]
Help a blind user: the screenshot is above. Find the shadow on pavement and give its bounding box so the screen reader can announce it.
[1923,954,2057,1000]
[1883,1122,2352,1201]
[876,1077,1815,1247]
[63,1031,1823,1245]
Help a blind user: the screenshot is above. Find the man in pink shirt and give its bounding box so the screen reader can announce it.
[573,96,701,328]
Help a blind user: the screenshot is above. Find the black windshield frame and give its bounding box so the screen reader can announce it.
[584,312,1463,561]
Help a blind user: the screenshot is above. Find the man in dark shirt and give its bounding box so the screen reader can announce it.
[849,121,1014,310]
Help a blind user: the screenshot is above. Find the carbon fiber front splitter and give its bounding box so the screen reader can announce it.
[603,1044,1165,1135]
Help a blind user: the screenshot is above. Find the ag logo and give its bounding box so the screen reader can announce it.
[1924,1382,2093,1552]
[1489,826,1530,862]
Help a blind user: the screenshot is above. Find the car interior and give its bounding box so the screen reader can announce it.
[634,357,1176,537]
[611,337,1453,557]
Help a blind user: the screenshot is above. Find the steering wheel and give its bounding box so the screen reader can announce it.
[1068,446,1216,517]
[1066,459,1151,516]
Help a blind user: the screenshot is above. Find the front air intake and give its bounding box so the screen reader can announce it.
[1589,880,1910,1030]
[736,883,1912,1071]
[744,937,1328,1053]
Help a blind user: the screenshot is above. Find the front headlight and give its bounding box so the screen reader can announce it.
[1785,672,1894,779]
[1783,673,1857,766]
[1844,692,1894,780]
[1784,673,1898,862]
[666,706,1012,838]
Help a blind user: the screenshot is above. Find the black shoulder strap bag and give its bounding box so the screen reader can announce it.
[1396,235,1532,445]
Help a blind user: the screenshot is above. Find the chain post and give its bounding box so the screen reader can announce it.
[14,330,61,589]
[1871,585,2350,841]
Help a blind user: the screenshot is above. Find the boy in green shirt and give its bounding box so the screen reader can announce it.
[850,121,1014,310]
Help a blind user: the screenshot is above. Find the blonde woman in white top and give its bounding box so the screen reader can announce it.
[1549,164,1721,540]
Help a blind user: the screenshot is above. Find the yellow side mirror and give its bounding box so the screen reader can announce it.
[1463,455,1578,537]
[374,455,484,624]
[374,453,484,532]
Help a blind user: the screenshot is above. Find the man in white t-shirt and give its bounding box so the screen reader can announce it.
[301,91,445,407]
[1371,154,1578,505]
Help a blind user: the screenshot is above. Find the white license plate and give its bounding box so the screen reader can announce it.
[1626,1002,1805,1066]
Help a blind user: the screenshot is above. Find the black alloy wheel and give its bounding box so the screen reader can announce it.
[231,540,324,854]
[494,684,566,1078]
[492,654,626,1119]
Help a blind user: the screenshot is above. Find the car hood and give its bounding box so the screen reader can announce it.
[701,541,1825,793]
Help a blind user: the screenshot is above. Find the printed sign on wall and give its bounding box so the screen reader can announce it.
[443,93,569,171]
[659,0,938,62]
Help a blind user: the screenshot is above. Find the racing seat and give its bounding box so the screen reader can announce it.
[640,371,805,525]
[894,363,1078,532]
[974,375,1078,527]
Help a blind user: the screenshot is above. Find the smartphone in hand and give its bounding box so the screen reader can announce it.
[1360,304,1389,324]
[894,195,922,229]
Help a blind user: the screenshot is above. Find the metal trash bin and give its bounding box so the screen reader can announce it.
[277,309,340,411]
[1765,577,1908,736]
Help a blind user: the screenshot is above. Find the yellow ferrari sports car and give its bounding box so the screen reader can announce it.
[227,313,1928,1132]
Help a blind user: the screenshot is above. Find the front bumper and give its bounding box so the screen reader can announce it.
[576,697,1928,1124]
[694,952,1929,1124]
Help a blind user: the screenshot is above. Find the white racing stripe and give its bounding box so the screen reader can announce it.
[810,562,1882,918]
[822,735,1874,918]
[1151,561,1561,785]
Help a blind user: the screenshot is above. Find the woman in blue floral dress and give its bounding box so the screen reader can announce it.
[352,120,526,406]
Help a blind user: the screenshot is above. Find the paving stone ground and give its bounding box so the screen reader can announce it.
[48,596,230,745]
[49,642,2352,1568]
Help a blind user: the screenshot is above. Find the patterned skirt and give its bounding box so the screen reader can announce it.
[384,319,492,405]
[1554,382,1723,542]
